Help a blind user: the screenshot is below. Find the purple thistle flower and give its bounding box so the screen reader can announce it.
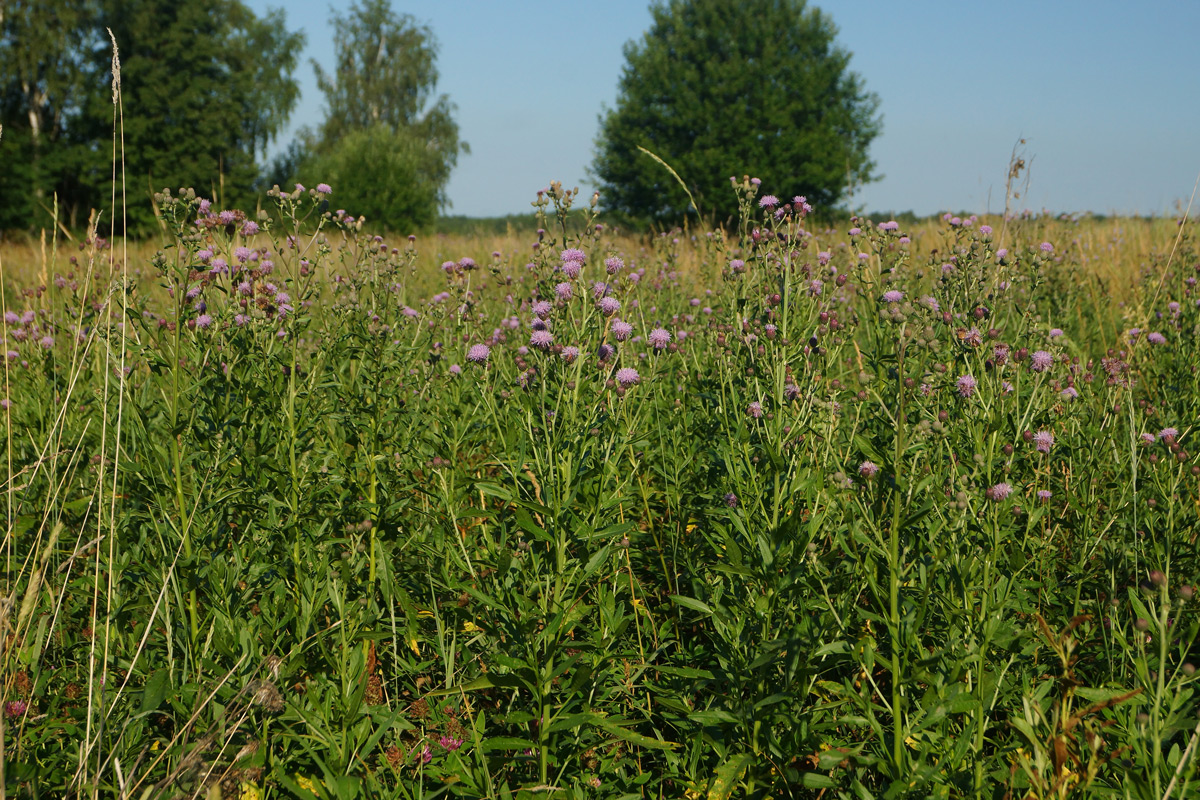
[467,344,490,364]
[615,367,640,387]
[234,314,248,326]
[859,461,879,478]
[604,256,624,274]
[218,210,236,225]
[1039,242,1053,252]
[1147,332,1167,345]
[1060,387,1078,400]
[554,282,572,300]
[648,328,671,349]
[1029,350,1053,372]
[1159,427,1179,441]
[611,319,633,341]
[729,259,746,273]
[723,492,738,508]
[449,364,462,375]
[986,482,1013,501]
[759,195,779,208]
[597,296,621,316]
[882,290,904,304]
[1033,430,1054,453]
[961,327,983,347]
[561,260,582,279]
[561,346,580,363]
[39,335,55,349]
[560,248,585,264]
[597,343,615,361]
[532,300,552,318]
[0,399,9,410]
[195,314,213,330]
[316,183,332,195]
[530,330,553,350]
[956,374,977,398]
[1141,432,1157,445]
[1037,490,1052,502]
[1049,328,1064,338]
[241,221,259,236]
[747,401,763,419]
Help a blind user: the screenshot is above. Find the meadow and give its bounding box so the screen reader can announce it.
[2,180,1199,800]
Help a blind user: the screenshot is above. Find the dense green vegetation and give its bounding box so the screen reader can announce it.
[3,181,1199,798]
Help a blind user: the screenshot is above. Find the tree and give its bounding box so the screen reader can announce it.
[303,125,444,231]
[0,0,95,230]
[591,0,881,225]
[86,0,304,230]
[0,0,304,232]
[295,0,465,230]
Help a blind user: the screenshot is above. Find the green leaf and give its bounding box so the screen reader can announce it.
[480,736,537,753]
[801,772,837,789]
[670,595,713,615]
[707,753,752,800]
[600,721,677,750]
[140,669,169,714]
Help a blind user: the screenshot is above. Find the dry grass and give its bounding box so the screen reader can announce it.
[0,212,1186,309]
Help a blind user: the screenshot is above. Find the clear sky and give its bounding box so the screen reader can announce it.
[246,0,1200,218]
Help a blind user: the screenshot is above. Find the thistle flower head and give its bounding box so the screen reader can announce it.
[648,328,671,349]
[986,482,1013,501]
[615,367,639,387]
[467,344,490,364]
[1029,350,1053,372]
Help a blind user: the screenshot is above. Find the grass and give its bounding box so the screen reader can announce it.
[2,180,1200,800]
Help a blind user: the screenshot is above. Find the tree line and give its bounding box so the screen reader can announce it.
[0,0,463,235]
[1,0,879,235]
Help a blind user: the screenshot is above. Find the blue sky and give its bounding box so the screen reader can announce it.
[247,0,1200,218]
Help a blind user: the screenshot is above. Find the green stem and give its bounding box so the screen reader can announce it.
[888,344,906,774]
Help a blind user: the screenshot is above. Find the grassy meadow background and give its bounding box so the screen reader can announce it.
[1,177,1199,800]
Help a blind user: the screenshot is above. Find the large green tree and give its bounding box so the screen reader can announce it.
[287,0,466,231]
[0,0,303,232]
[592,0,881,225]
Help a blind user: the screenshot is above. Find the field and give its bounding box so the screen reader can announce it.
[2,182,1199,799]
